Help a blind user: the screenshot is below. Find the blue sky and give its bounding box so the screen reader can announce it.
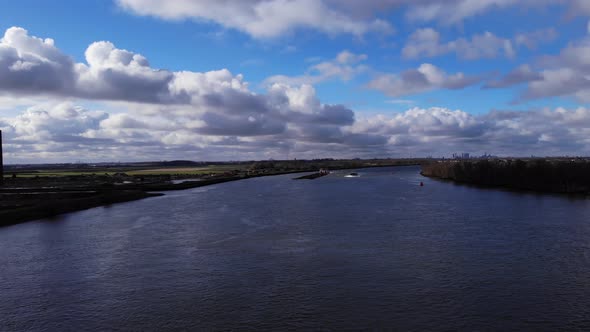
[0,1,590,162]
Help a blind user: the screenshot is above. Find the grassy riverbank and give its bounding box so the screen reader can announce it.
[0,191,162,227]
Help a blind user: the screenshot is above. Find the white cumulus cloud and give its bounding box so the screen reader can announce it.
[115,0,394,39]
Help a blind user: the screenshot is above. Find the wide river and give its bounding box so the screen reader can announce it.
[2,166,590,330]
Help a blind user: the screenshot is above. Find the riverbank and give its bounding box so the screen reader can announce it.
[0,172,293,227]
[421,159,590,195]
[2,159,427,226]
[0,191,162,227]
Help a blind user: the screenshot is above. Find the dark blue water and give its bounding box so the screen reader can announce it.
[2,166,590,330]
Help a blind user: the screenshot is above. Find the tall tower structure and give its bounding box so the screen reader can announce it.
[0,130,3,185]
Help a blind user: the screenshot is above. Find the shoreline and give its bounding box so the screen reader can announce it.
[1,164,421,227]
[421,160,590,197]
[421,171,590,200]
[0,191,163,227]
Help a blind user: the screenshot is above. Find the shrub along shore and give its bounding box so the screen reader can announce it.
[421,159,590,194]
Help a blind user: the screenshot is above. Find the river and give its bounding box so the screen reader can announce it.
[2,166,590,330]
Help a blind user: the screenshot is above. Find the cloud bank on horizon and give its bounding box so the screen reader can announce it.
[0,0,589,162]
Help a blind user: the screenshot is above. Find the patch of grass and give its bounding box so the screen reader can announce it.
[4,164,253,177]
[127,164,251,175]
[127,169,213,175]
[5,172,110,178]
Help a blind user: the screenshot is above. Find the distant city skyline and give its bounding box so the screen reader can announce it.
[0,1,590,163]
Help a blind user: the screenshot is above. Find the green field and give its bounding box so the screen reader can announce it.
[4,164,252,178]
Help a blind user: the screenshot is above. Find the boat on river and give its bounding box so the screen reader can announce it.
[344,172,360,178]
